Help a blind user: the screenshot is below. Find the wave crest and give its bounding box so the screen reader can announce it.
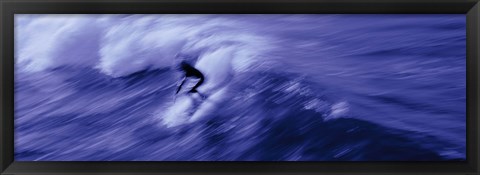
[16,15,274,77]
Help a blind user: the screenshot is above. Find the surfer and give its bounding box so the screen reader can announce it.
[176,61,207,99]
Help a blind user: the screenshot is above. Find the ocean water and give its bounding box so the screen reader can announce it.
[14,14,466,161]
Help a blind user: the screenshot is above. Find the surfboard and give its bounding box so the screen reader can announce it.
[163,85,208,127]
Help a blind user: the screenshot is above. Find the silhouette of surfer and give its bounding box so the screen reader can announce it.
[176,61,207,99]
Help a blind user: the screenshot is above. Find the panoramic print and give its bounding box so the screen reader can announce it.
[14,14,466,161]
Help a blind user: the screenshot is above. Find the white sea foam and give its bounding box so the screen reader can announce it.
[15,15,101,72]
[160,95,195,127]
[325,101,350,120]
[16,15,274,77]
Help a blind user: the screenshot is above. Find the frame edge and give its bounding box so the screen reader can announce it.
[1,0,5,173]
[1,0,15,174]
[466,1,480,174]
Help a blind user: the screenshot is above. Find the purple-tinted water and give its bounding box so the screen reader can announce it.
[14,14,465,161]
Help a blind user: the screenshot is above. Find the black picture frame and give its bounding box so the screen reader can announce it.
[1,0,479,174]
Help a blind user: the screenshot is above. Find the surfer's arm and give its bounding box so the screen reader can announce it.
[176,77,186,94]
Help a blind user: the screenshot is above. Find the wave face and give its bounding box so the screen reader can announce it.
[14,14,466,161]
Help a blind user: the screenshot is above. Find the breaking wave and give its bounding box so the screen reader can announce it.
[16,15,274,77]
[14,14,466,161]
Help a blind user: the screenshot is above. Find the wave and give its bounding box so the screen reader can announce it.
[14,14,466,161]
[158,70,348,127]
[16,15,275,78]
[15,68,462,160]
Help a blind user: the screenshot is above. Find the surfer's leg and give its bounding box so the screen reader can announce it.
[189,77,206,99]
[189,75,204,93]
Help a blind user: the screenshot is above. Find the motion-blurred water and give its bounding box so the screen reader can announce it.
[14,14,466,161]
